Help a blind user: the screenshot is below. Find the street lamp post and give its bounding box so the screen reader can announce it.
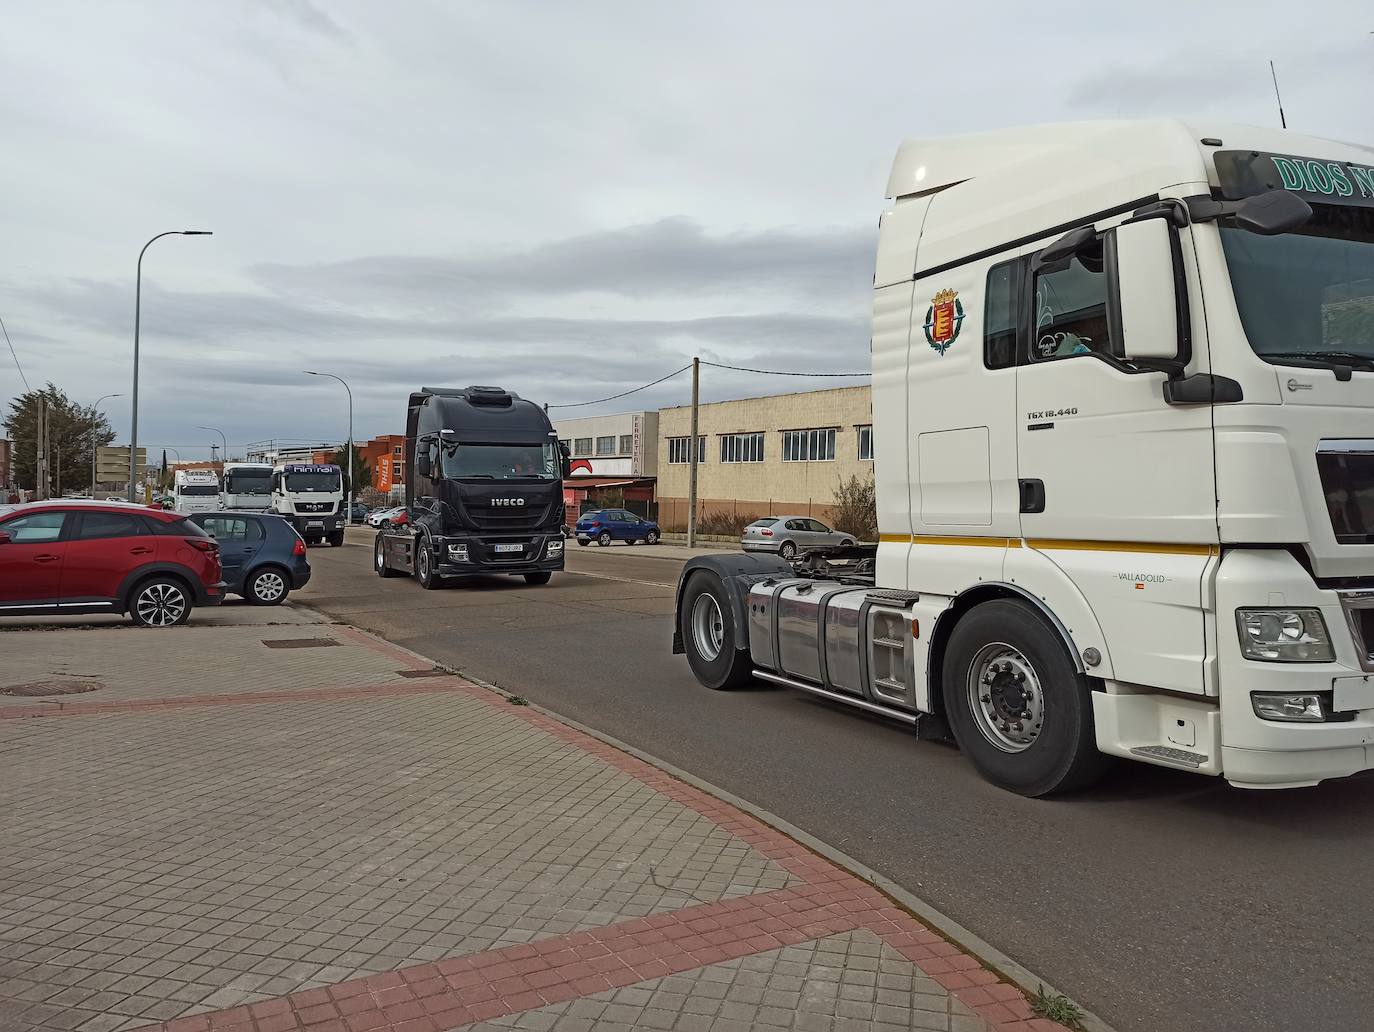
[199,426,227,470]
[304,371,354,524]
[90,393,124,497]
[130,230,212,501]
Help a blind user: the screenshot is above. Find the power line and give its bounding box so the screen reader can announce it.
[547,364,693,409]
[700,360,870,377]
[0,313,31,393]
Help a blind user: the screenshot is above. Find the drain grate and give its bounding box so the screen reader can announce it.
[2,680,103,697]
[396,668,451,678]
[262,638,342,649]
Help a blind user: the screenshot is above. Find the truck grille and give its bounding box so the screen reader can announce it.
[1342,594,1374,672]
[1317,443,1374,544]
[296,502,335,514]
[465,502,552,533]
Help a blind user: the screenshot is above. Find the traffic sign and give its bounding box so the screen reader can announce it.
[95,446,146,482]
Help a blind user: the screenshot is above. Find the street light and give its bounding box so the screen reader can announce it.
[304,370,354,524]
[130,229,212,501]
[198,426,228,465]
[90,393,123,498]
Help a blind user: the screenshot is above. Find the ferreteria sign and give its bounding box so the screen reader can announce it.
[1214,150,1374,208]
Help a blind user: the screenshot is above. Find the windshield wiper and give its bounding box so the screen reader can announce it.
[1265,350,1374,370]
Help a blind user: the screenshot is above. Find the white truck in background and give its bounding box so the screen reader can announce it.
[674,119,1374,796]
[271,463,346,546]
[221,462,274,512]
[171,468,221,514]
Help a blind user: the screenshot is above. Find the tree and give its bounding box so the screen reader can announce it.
[831,472,877,542]
[3,384,116,495]
[325,444,372,495]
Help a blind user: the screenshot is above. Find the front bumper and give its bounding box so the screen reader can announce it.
[287,513,345,537]
[1216,550,1374,788]
[432,533,565,577]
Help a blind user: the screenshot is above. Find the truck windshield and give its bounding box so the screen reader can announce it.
[224,473,270,495]
[285,473,341,492]
[178,485,219,496]
[441,442,559,480]
[1221,204,1374,368]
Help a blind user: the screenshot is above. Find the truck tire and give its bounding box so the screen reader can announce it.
[679,572,754,690]
[524,572,552,585]
[415,537,441,590]
[375,535,399,577]
[328,529,345,547]
[941,599,1105,797]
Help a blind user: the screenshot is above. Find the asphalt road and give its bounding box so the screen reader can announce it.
[298,531,1374,1032]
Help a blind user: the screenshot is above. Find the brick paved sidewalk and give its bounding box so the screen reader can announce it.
[0,622,1074,1032]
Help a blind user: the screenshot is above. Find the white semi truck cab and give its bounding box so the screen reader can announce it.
[271,463,346,547]
[674,119,1374,795]
[221,463,274,512]
[171,468,221,514]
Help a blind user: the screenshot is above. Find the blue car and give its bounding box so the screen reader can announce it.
[575,509,661,546]
[188,511,312,605]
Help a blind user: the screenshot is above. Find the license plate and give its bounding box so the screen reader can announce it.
[307,521,324,529]
[494,543,522,553]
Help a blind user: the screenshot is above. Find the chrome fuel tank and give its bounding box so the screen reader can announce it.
[747,579,870,694]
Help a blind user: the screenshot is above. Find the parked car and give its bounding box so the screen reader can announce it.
[347,501,370,523]
[187,512,311,605]
[0,500,225,626]
[574,509,661,546]
[741,516,855,559]
[367,506,405,528]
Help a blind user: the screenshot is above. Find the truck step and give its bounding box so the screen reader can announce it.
[872,636,905,649]
[1130,745,1210,769]
[867,589,921,605]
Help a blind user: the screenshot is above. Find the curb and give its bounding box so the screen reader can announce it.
[305,610,1116,1032]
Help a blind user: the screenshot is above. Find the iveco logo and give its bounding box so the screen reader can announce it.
[491,498,527,507]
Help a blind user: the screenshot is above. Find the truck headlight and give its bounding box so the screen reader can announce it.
[1236,608,1335,663]
[547,537,563,556]
[1251,692,1327,722]
[447,544,468,561]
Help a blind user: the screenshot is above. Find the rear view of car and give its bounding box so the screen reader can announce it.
[189,512,311,605]
[741,517,780,552]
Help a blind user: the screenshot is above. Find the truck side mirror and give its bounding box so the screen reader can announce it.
[416,451,431,478]
[558,441,571,480]
[1110,218,1184,363]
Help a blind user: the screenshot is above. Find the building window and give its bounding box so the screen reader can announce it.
[619,434,634,455]
[720,432,764,463]
[667,436,706,464]
[782,428,836,462]
[857,425,873,461]
[574,437,593,457]
[595,435,616,456]
[392,460,402,480]
[393,445,402,456]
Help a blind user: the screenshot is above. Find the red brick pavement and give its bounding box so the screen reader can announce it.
[17,623,1067,1032]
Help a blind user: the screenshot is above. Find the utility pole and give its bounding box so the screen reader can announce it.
[55,445,61,498]
[687,356,699,548]
[35,397,47,500]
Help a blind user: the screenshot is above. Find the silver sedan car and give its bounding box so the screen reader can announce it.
[740,516,856,560]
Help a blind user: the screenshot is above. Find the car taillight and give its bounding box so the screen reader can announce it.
[292,539,307,556]
[188,538,218,553]
[761,529,773,537]
[589,522,600,528]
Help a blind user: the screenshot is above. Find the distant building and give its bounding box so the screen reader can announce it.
[551,412,659,478]
[656,385,872,527]
[360,435,406,495]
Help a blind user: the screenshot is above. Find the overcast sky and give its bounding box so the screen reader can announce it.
[2,1,1369,459]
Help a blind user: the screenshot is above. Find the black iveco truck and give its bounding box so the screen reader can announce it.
[374,386,569,587]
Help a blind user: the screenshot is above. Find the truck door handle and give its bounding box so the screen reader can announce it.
[1019,479,1046,514]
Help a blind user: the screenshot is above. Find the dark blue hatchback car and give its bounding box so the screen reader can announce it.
[188,512,312,605]
[574,509,661,546]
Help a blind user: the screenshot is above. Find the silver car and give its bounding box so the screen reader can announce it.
[740,516,855,560]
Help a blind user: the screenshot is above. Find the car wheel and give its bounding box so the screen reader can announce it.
[942,599,1107,797]
[779,541,797,560]
[577,539,590,546]
[524,572,552,585]
[375,535,399,577]
[645,530,660,545]
[840,538,855,547]
[415,537,440,589]
[128,577,192,627]
[246,566,290,605]
[679,572,753,690]
[597,531,611,547]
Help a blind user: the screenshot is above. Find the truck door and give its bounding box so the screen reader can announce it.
[1012,214,1216,695]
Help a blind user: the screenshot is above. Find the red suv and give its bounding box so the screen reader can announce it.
[0,501,225,626]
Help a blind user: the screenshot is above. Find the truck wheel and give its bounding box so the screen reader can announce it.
[524,572,552,585]
[375,536,399,578]
[415,537,441,590]
[328,529,345,547]
[597,531,611,546]
[941,599,1105,797]
[679,572,753,690]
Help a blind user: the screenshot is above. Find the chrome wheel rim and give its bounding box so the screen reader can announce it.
[254,571,285,602]
[690,593,725,661]
[599,533,610,546]
[966,642,1044,753]
[780,542,795,559]
[136,583,186,627]
[418,544,430,580]
[376,542,384,568]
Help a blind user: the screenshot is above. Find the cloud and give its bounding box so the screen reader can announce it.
[254,0,353,43]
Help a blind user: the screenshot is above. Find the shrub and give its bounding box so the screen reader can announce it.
[831,473,877,542]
